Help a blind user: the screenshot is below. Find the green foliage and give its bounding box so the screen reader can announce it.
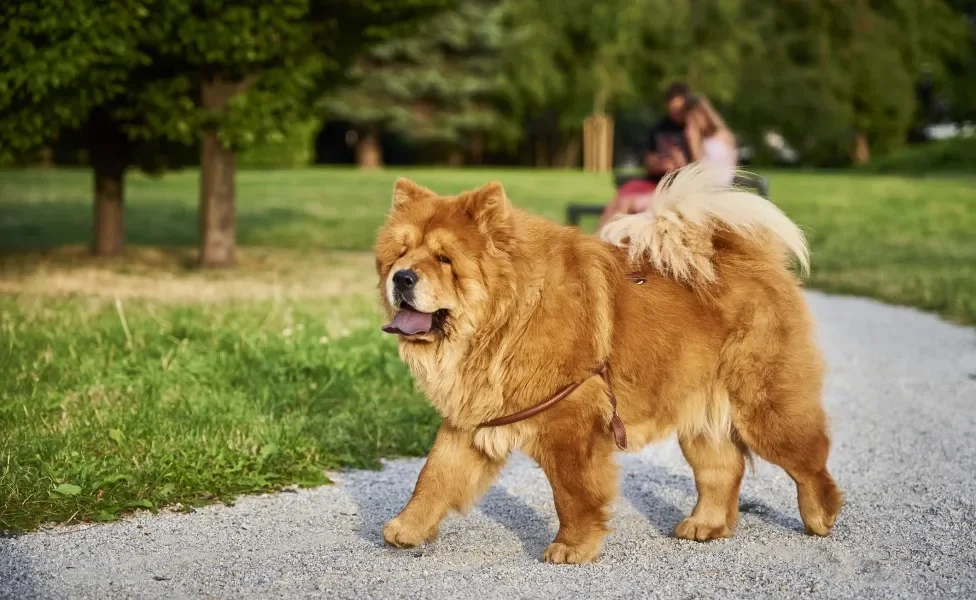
[3,0,971,171]
[634,0,761,106]
[501,0,664,128]
[730,0,970,165]
[0,0,153,164]
[499,0,973,165]
[185,0,460,152]
[0,0,456,168]
[323,0,519,148]
[862,135,976,174]
[942,0,976,122]
[237,119,321,169]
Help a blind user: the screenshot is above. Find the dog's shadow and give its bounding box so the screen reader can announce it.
[340,458,555,558]
[479,486,554,558]
[620,466,693,537]
[342,457,803,559]
[619,464,803,536]
[341,460,424,549]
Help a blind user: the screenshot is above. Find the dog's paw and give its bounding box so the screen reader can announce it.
[674,517,733,542]
[382,517,438,548]
[542,541,600,564]
[799,478,843,536]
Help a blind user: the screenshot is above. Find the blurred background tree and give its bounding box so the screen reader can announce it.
[322,0,517,168]
[498,0,662,167]
[0,0,177,256]
[0,0,455,264]
[2,0,973,262]
[729,0,970,166]
[140,0,458,266]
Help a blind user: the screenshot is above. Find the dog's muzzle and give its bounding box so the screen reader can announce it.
[392,269,418,306]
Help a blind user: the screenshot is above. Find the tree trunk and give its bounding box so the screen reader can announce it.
[92,159,125,257]
[199,127,237,267]
[89,109,129,258]
[853,131,870,164]
[555,134,581,169]
[356,129,383,168]
[534,136,548,168]
[199,75,254,268]
[470,133,485,165]
[38,146,54,168]
[447,149,464,166]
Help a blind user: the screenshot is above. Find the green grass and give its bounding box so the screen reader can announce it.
[0,294,439,531]
[1,167,974,531]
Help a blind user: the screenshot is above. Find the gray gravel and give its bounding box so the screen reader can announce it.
[2,292,975,600]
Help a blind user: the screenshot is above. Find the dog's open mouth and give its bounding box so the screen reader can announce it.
[382,305,448,337]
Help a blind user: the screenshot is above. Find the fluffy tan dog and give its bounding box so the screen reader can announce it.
[374,163,843,564]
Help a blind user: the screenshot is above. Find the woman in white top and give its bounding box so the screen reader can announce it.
[684,95,737,186]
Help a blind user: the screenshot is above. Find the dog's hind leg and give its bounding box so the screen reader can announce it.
[675,432,746,541]
[721,305,843,536]
[730,396,843,536]
[383,424,506,548]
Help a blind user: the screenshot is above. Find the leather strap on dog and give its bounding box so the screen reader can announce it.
[477,363,628,450]
[595,363,628,450]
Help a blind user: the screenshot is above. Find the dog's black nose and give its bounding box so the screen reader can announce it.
[393,269,418,289]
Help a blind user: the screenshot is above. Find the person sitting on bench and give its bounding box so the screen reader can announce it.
[684,94,737,186]
[599,82,692,227]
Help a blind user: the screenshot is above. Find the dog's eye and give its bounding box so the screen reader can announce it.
[398,247,407,258]
[437,254,451,265]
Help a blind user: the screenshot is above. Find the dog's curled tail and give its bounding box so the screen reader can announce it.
[599,162,808,285]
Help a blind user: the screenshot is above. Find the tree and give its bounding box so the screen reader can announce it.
[500,0,738,167]
[323,0,518,167]
[730,0,970,165]
[126,0,458,266]
[502,0,653,123]
[0,0,165,256]
[946,1,976,122]
[638,0,760,105]
[1,0,454,263]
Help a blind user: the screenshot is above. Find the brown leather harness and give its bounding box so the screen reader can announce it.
[477,363,628,450]
[475,272,646,451]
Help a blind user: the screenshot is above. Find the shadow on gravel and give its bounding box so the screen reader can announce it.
[342,462,423,547]
[621,463,804,536]
[737,498,805,532]
[479,486,553,559]
[342,454,805,562]
[621,467,693,537]
[0,534,45,600]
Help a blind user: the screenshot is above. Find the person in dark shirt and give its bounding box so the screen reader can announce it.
[600,82,691,227]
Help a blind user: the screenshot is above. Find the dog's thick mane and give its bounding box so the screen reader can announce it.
[599,163,809,285]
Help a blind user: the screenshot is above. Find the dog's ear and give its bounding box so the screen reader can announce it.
[392,178,431,209]
[464,181,513,247]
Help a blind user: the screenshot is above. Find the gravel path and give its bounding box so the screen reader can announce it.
[2,292,974,600]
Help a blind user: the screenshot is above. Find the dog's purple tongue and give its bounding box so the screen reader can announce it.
[382,309,433,335]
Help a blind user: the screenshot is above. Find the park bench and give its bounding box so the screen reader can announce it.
[565,170,770,228]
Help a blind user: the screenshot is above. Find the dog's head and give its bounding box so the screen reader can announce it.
[375,178,515,344]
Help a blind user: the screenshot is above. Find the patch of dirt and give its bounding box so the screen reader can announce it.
[0,245,378,303]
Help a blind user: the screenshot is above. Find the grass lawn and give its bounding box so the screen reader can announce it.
[1,167,974,532]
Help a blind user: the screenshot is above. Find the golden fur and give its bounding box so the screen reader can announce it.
[374,163,843,564]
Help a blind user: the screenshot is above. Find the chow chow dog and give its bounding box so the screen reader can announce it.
[374,163,842,564]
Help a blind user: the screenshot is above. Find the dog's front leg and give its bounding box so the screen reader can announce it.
[534,431,618,564]
[383,424,506,548]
